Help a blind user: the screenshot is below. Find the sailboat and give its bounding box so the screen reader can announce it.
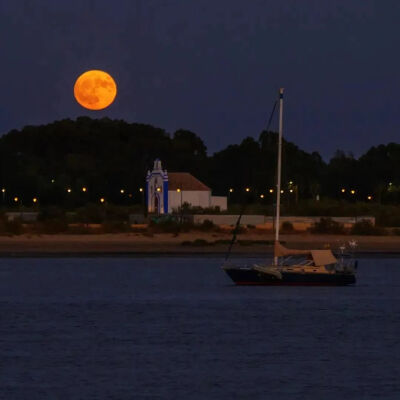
[222,88,357,286]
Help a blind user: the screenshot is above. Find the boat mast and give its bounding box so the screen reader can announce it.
[274,88,284,266]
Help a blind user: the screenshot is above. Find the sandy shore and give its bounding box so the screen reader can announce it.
[0,232,399,256]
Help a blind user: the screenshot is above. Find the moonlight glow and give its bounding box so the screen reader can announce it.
[74,70,117,110]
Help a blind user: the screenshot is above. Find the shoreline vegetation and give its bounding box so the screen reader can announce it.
[1,231,400,256]
[1,214,400,256]
[2,209,400,255]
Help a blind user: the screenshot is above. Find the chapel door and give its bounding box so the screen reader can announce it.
[154,195,160,215]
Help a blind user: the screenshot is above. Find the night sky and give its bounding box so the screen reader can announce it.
[1,0,399,159]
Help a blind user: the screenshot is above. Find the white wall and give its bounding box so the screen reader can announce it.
[168,190,211,211]
[193,215,376,227]
[194,215,266,225]
[210,196,227,211]
[264,216,376,225]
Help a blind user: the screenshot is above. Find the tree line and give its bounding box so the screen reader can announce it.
[0,116,399,208]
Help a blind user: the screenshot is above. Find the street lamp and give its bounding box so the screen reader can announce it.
[67,188,72,193]
[177,188,183,222]
[120,189,125,194]
[139,187,145,215]
[100,197,105,203]
[33,197,38,204]
[228,188,234,205]
[269,189,274,193]
[245,187,250,192]
[260,194,265,199]
[367,195,372,201]
[350,189,356,195]
[82,187,87,192]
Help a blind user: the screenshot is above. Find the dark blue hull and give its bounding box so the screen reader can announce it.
[223,267,356,286]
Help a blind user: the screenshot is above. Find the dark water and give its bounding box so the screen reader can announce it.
[0,257,399,399]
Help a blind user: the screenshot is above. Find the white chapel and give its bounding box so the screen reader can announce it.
[146,159,227,214]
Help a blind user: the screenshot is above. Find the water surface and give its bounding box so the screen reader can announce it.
[0,257,399,399]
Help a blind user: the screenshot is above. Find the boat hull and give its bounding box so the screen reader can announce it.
[223,267,356,286]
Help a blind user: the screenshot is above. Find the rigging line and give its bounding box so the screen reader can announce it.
[225,201,247,261]
[225,99,279,261]
[265,100,277,132]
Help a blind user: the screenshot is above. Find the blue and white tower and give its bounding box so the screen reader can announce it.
[146,159,169,214]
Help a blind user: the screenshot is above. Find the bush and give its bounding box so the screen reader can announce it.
[310,217,346,234]
[351,219,386,235]
[76,204,106,224]
[101,221,131,233]
[281,221,294,233]
[0,219,24,235]
[230,225,247,234]
[197,219,215,231]
[38,206,66,221]
[38,219,69,234]
[149,215,193,233]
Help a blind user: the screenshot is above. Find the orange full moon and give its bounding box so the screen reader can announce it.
[74,70,117,110]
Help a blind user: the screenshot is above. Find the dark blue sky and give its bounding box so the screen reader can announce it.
[1,0,399,159]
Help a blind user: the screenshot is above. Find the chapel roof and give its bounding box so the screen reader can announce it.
[168,172,210,191]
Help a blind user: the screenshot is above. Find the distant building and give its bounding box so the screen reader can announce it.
[5,212,38,222]
[146,159,227,214]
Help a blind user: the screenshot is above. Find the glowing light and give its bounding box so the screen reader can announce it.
[280,190,284,194]
[100,197,105,203]
[1,188,5,193]
[350,189,356,195]
[289,181,293,185]
[229,188,233,193]
[269,189,274,193]
[260,194,264,199]
[33,197,38,203]
[74,70,117,110]
[156,187,161,192]
[14,197,18,202]
[367,195,372,200]
[177,188,181,193]
[82,187,87,192]
[120,189,125,194]
[289,189,293,193]
[67,188,72,193]
[139,188,143,192]
[51,179,55,183]
[341,188,346,193]
[245,188,250,192]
